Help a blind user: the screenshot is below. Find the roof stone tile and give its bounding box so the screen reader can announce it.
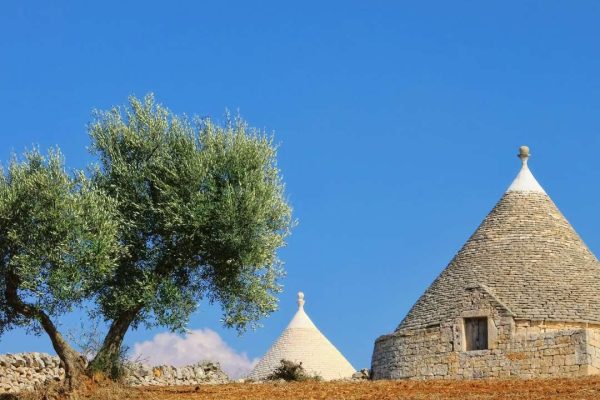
[398,150,600,331]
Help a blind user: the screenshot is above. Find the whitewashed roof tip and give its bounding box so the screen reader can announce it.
[506,145,546,194]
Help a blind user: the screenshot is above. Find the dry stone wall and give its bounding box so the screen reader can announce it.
[373,323,596,380]
[124,361,229,386]
[0,353,229,394]
[0,353,63,393]
[587,329,600,372]
[372,287,600,380]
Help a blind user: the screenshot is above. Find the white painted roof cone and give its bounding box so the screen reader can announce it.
[247,292,355,381]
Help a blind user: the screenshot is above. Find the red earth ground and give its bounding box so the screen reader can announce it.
[47,376,600,400]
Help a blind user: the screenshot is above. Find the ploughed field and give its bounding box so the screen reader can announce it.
[43,376,600,400]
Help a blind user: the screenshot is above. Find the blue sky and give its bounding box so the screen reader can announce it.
[1,1,600,373]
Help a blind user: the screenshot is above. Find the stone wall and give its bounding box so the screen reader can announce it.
[0,353,64,393]
[0,353,229,394]
[373,324,595,380]
[124,361,229,386]
[372,286,600,380]
[586,329,600,373]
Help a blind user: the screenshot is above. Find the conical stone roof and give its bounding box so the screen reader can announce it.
[398,146,600,331]
[247,292,355,381]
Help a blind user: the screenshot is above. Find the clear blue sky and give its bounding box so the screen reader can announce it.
[1,1,600,371]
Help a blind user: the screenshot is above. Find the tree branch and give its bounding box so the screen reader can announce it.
[4,270,85,389]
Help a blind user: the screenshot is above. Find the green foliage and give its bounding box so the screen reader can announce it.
[89,94,294,333]
[266,359,322,382]
[0,149,120,335]
[0,94,293,385]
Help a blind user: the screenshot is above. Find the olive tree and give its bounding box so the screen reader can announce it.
[0,150,120,389]
[88,95,293,376]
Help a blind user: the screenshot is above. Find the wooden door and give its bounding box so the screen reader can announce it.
[464,317,488,351]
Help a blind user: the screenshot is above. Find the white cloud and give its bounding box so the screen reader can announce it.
[131,329,258,379]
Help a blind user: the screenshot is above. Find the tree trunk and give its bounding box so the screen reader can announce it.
[88,307,141,378]
[5,273,85,391]
[39,315,86,390]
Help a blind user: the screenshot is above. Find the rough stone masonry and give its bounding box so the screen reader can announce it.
[0,353,229,394]
[372,287,600,379]
[372,147,600,380]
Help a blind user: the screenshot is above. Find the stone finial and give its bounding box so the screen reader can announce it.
[518,146,530,165]
[298,292,305,309]
[507,145,545,193]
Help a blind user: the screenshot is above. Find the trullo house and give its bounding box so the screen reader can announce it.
[372,146,600,380]
[247,292,355,380]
